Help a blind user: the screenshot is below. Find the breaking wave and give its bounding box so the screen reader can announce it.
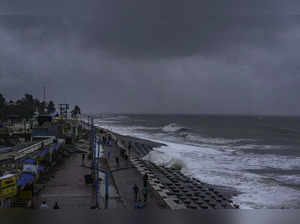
[162,123,189,133]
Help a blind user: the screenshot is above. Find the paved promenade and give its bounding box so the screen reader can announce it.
[35,153,94,209]
[102,142,167,209]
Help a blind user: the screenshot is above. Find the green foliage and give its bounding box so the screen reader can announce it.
[0,94,5,107]
[47,101,56,114]
[0,93,56,121]
[71,105,81,118]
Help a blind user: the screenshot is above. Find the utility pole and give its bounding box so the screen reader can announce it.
[95,137,100,209]
[43,86,46,102]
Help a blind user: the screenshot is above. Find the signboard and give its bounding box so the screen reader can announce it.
[0,175,17,199]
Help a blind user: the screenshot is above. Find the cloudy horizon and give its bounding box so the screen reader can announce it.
[1,1,300,115]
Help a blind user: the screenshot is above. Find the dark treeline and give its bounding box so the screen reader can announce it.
[0,93,56,121]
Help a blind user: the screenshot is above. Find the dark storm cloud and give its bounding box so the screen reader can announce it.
[1,1,300,115]
[0,0,290,58]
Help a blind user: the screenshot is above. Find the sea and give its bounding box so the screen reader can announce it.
[93,114,300,209]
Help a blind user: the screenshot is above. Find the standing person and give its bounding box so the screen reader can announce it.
[128,143,132,156]
[53,201,60,209]
[115,156,119,168]
[40,201,49,209]
[120,149,124,158]
[81,153,85,166]
[142,187,148,203]
[133,184,139,202]
[143,173,149,187]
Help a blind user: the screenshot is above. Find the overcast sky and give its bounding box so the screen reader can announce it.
[0,0,300,115]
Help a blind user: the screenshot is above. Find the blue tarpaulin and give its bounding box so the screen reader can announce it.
[0,147,12,152]
[23,158,36,164]
[39,149,48,158]
[18,173,34,187]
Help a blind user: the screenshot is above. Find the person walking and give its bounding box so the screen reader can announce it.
[133,184,139,202]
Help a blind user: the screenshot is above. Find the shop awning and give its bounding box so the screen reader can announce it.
[0,147,12,152]
[23,158,36,164]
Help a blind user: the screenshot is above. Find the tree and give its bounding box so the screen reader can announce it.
[0,93,5,107]
[71,105,81,118]
[39,101,47,114]
[0,93,6,120]
[47,101,56,114]
[0,93,58,121]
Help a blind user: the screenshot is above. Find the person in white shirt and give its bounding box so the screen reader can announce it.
[40,201,49,209]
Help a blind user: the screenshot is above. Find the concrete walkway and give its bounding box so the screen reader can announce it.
[103,142,166,209]
[36,153,94,209]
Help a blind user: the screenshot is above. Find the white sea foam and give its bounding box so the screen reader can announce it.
[94,119,300,209]
[143,150,186,170]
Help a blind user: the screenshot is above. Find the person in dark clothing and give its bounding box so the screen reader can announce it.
[53,201,60,209]
[81,153,85,166]
[115,156,119,167]
[142,187,148,202]
[120,149,125,158]
[143,173,149,187]
[133,184,139,202]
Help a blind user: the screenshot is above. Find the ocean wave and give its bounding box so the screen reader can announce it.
[143,150,186,170]
[148,142,300,209]
[103,115,129,121]
[93,119,300,209]
[162,123,189,133]
[185,134,247,145]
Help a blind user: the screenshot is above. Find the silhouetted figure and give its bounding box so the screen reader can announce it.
[120,149,124,158]
[81,153,85,165]
[115,156,119,167]
[133,184,139,202]
[53,201,60,209]
[128,143,132,155]
[142,187,148,202]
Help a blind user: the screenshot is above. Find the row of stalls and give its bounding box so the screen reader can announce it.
[0,140,65,208]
